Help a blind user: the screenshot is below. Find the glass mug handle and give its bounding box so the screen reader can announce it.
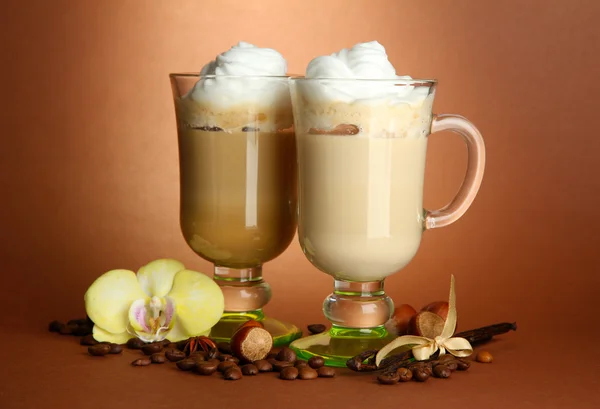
[425,114,486,229]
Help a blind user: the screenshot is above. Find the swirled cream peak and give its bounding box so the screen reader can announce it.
[302,41,427,105]
[180,42,293,132]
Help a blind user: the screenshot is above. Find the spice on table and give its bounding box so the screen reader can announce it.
[476,351,493,363]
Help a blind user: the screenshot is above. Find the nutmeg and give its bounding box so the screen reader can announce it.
[230,325,273,362]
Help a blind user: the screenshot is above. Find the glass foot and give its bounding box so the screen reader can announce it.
[289,325,396,367]
[209,311,302,347]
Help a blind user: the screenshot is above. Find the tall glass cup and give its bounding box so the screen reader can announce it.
[288,78,485,366]
[170,74,301,345]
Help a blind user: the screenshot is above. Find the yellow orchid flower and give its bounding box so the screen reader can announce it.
[84,259,224,344]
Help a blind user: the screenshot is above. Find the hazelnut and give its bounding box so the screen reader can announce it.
[385,304,417,336]
[421,301,450,321]
[230,325,273,362]
[476,351,493,363]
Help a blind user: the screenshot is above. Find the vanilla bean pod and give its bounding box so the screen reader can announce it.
[454,322,517,345]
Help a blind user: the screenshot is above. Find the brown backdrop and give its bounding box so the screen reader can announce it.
[1,1,599,408]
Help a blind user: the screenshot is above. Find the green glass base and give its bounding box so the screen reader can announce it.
[289,325,396,367]
[209,311,302,347]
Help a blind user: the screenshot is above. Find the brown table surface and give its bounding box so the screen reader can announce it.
[2,322,598,409]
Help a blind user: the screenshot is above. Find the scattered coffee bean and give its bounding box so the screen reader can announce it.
[223,366,242,380]
[254,360,273,372]
[276,347,296,363]
[298,367,318,380]
[141,343,163,355]
[88,344,111,356]
[68,318,88,327]
[411,368,430,382]
[308,356,324,369]
[165,349,186,362]
[191,354,206,363]
[307,324,327,335]
[267,347,281,360]
[280,367,299,380]
[456,359,471,371]
[378,372,400,385]
[48,320,63,333]
[433,364,452,378]
[109,344,123,354]
[71,326,93,336]
[437,354,455,364]
[206,348,220,360]
[271,360,294,372]
[132,358,152,366]
[295,360,308,368]
[196,362,218,376]
[159,339,171,347]
[217,361,237,373]
[397,367,413,382]
[217,342,232,355]
[80,335,98,346]
[176,359,197,371]
[317,366,336,378]
[445,360,458,371]
[207,358,221,366]
[150,353,166,364]
[126,338,145,350]
[58,325,72,335]
[476,351,493,363]
[241,364,258,376]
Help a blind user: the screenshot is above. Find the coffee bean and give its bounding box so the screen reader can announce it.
[176,359,197,371]
[317,366,336,378]
[276,347,296,363]
[254,360,273,372]
[298,367,318,380]
[308,356,324,369]
[412,369,430,382]
[219,354,234,362]
[445,361,458,371]
[206,348,220,360]
[165,349,186,362]
[196,362,218,375]
[397,367,412,382]
[271,360,294,372]
[307,324,327,334]
[58,325,72,335]
[241,364,258,376]
[88,344,111,356]
[433,364,452,378]
[223,367,242,380]
[207,358,221,366]
[80,335,98,346]
[295,360,308,368]
[159,339,171,347]
[377,372,399,385]
[141,343,163,355]
[191,354,206,363]
[109,344,123,354]
[476,351,493,363]
[126,338,145,350]
[131,358,152,366]
[280,367,299,380]
[48,320,63,332]
[150,353,166,364]
[456,359,471,371]
[217,342,232,355]
[218,361,237,373]
[267,347,281,360]
[71,326,93,337]
[68,318,88,327]
[438,354,455,363]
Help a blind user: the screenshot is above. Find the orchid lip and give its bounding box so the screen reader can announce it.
[128,297,176,342]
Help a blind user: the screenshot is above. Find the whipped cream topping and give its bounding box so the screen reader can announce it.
[292,41,434,138]
[180,42,293,131]
[301,41,429,105]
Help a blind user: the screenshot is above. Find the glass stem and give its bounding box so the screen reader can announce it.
[323,279,394,329]
[213,265,272,313]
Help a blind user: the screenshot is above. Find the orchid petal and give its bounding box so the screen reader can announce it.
[167,319,210,343]
[84,269,147,334]
[92,325,131,344]
[137,259,184,297]
[128,299,150,333]
[167,269,224,337]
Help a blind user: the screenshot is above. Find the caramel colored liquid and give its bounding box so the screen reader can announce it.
[178,129,297,268]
